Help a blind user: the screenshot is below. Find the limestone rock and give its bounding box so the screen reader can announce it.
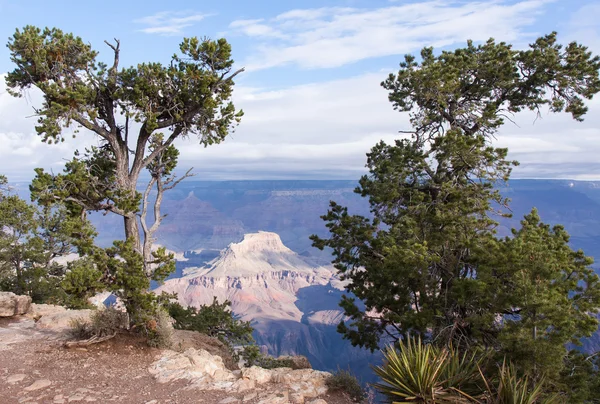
[257,390,289,404]
[232,377,255,392]
[219,398,240,404]
[0,292,31,317]
[0,292,17,317]
[149,348,236,390]
[290,392,305,404]
[35,309,92,331]
[6,373,27,384]
[14,294,32,315]
[308,399,328,404]
[24,378,52,391]
[241,366,272,384]
[27,303,66,320]
[271,368,330,398]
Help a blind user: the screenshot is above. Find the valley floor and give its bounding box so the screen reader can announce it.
[0,318,354,404]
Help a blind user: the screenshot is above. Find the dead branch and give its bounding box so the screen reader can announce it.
[64,332,116,348]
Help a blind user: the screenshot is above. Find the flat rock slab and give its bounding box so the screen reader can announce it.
[6,374,27,384]
[24,378,52,391]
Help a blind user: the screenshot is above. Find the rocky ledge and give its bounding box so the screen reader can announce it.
[0,292,349,404]
[150,348,330,404]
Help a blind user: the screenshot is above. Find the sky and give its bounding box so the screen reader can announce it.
[0,0,599,181]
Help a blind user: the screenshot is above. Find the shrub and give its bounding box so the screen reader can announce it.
[68,318,92,340]
[487,361,561,404]
[147,308,174,348]
[90,307,129,337]
[326,369,366,403]
[239,345,296,369]
[60,258,104,309]
[67,307,128,340]
[373,337,559,404]
[167,298,254,349]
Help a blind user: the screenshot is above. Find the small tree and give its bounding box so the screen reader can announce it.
[6,26,243,326]
[0,175,80,301]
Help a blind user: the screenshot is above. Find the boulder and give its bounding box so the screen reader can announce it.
[27,303,66,320]
[171,329,237,370]
[276,355,312,369]
[241,366,272,384]
[149,348,236,390]
[271,368,330,399]
[0,292,32,317]
[14,294,32,315]
[0,292,17,317]
[35,308,92,331]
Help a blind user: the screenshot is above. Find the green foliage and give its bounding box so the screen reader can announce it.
[482,210,600,382]
[557,350,600,403]
[0,176,83,302]
[6,26,243,144]
[311,33,600,398]
[167,297,254,348]
[373,338,560,404]
[238,345,296,369]
[60,258,104,309]
[373,337,487,403]
[326,369,366,403]
[146,308,174,348]
[89,239,174,331]
[6,26,239,343]
[67,307,129,340]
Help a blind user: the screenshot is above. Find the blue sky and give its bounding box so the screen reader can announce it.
[0,0,599,180]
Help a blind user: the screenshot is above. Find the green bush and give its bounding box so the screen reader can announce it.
[326,369,366,403]
[60,258,104,309]
[147,308,174,348]
[67,307,128,340]
[373,336,487,402]
[167,297,254,347]
[239,345,296,369]
[90,307,129,337]
[373,337,560,404]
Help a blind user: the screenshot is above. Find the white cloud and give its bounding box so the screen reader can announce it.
[3,68,600,181]
[2,0,600,183]
[0,75,112,181]
[229,19,287,39]
[134,11,210,36]
[229,0,553,70]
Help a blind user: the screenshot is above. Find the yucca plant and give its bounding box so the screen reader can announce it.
[372,337,559,404]
[372,336,483,403]
[482,361,562,404]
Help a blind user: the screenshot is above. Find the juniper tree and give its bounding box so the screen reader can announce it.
[6,27,243,326]
[6,26,243,272]
[311,33,600,385]
[0,175,79,301]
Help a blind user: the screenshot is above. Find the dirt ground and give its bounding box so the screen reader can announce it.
[0,317,356,404]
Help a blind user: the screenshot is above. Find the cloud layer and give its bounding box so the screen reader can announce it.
[134,11,209,35]
[1,1,599,181]
[229,0,552,70]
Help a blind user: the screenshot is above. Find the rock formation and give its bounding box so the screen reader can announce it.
[149,348,331,403]
[0,292,32,317]
[156,232,378,381]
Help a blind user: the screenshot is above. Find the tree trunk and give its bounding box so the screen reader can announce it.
[124,214,141,253]
[114,144,142,254]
